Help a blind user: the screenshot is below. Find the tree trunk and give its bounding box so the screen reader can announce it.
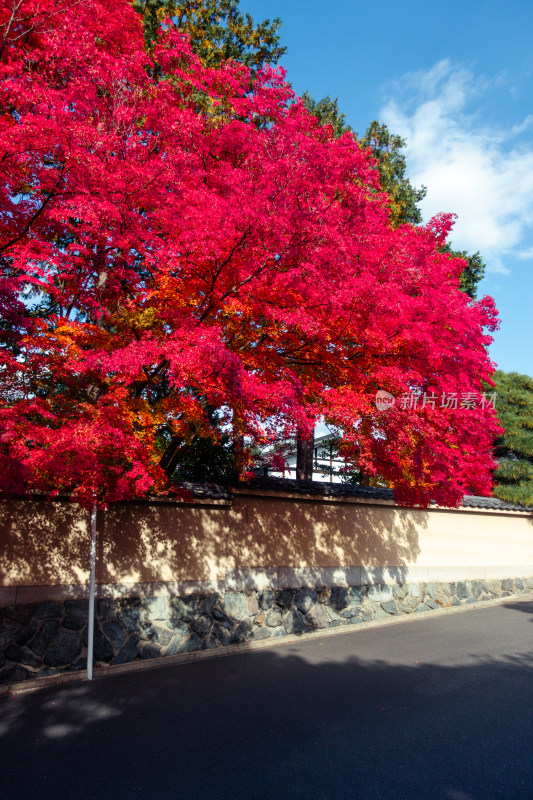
[159,434,184,478]
[233,432,245,476]
[296,429,314,482]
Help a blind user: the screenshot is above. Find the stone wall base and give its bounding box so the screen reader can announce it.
[2,577,533,686]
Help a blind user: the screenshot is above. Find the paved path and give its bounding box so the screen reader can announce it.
[1,597,533,800]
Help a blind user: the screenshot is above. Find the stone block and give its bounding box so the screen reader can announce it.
[456,582,470,599]
[118,596,141,609]
[140,642,161,660]
[139,622,174,647]
[29,620,59,656]
[83,627,115,662]
[191,616,212,638]
[0,624,20,649]
[245,593,259,617]
[44,631,82,667]
[168,597,197,623]
[102,621,127,649]
[35,602,63,620]
[265,608,284,628]
[362,599,381,614]
[340,606,362,619]
[258,589,276,610]
[349,586,366,604]
[305,603,329,629]
[368,584,393,603]
[230,619,253,643]
[62,615,85,631]
[163,634,186,657]
[200,593,221,615]
[97,598,116,621]
[213,623,232,646]
[119,607,143,633]
[275,589,294,610]
[211,608,233,629]
[283,608,307,635]
[294,587,318,614]
[180,633,202,653]
[223,593,247,621]
[142,596,168,621]
[248,627,271,641]
[0,665,31,685]
[397,600,415,614]
[201,636,221,650]
[392,584,408,600]
[486,580,503,596]
[168,619,189,637]
[114,635,139,664]
[4,604,37,625]
[5,644,41,669]
[36,667,61,678]
[69,657,88,672]
[330,586,349,610]
[15,621,38,647]
[325,606,343,623]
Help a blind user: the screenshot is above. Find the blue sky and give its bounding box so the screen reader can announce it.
[246,0,533,377]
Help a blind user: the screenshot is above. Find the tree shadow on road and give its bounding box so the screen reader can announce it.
[500,599,533,619]
[1,602,532,800]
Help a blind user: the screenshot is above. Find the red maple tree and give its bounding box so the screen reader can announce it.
[0,0,501,506]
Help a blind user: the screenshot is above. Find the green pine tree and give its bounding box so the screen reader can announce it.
[492,370,533,506]
[134,0,285,72]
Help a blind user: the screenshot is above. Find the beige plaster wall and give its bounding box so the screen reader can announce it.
[1,493,532,589]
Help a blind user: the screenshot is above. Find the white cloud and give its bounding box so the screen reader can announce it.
[380,60,533,274]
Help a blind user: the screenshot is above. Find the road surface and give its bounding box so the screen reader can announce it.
[1,597,532,799]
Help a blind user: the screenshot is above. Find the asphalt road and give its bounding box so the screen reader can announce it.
[1,598,533,800]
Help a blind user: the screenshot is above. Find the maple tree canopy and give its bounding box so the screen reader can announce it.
[0,0,501,507]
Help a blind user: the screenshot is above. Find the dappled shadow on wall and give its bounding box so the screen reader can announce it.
[1,493,427,590]
[0,499,90,587]
[96,501,231,587]
[227,495,426,581]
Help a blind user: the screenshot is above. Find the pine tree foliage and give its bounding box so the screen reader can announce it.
[359,121,427,227]
[492,371,533,507]
[134,0,285,71]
